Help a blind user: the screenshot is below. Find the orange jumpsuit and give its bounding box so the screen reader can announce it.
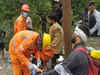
[9,30,54,75]
[14,15,28,34]
[9,30,39,75]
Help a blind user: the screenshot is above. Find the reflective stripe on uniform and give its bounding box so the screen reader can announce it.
[28,31,34,35]
[21,36,29,40]
[19,44,24,51]
[11,39,24,51]
[22,30,34,35]
[11,39,16,50]
[26,30,34,35]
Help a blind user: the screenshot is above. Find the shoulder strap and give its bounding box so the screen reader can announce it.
[75,48,88,55]
[75,48,92,61]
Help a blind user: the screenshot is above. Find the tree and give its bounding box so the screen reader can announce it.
[0,0,52,49]
[62,0,72,56]
[71,0,88,22]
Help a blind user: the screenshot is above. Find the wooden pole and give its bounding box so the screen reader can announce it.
[62,0,72,56]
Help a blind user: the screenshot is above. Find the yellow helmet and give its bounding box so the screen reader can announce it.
[43,33,51,49]
[90,50,100,59]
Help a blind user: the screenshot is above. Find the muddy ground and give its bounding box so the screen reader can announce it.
[0,53,12,75]
[87,37,100,49]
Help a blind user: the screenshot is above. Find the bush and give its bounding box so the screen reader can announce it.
[0,0,52,49]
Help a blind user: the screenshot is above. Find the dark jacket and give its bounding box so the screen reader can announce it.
[89,14,96,29]
[43,43,88,75]
[62,43,88,75]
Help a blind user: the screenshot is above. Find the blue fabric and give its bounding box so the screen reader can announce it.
[23,12,28,18]
[31,70,39,75]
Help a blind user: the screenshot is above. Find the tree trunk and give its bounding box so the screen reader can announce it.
[62,0,72,56]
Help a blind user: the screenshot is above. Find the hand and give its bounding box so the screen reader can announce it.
[35,67,43,73]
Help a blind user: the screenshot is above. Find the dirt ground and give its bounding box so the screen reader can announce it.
[87,37,100,49]
[0,53,12,75]
[0,37,100,75]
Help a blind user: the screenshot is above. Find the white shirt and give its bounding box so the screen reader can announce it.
[89,9,100,35]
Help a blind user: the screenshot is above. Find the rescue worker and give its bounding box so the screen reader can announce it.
[14,4,33,34]
[48,13,64,67]
[9,30,54,75]
[43,26,89,75]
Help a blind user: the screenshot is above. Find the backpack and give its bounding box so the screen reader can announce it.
[75,48,99,75]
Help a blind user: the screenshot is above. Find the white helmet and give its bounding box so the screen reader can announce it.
[74,26,87,42]
[54,0,60,2]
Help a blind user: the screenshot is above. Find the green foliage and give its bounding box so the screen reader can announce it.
[72,0,100,22]
[26,0,52,32]
[0,0,52,49]
[71,0,88,22]
[95,0,100,10]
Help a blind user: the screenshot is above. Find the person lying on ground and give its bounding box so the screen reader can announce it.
[42,26,89,75]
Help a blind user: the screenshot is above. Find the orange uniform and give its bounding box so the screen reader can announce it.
[9,30,39,75]
[14,15,28,34]
[9,30,54,75]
